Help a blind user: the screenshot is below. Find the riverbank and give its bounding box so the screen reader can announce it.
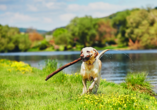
[0,59,157,110]
[27,45,130,52]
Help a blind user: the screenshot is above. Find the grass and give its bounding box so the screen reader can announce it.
[121,73,156,96]
[27,45,129,52]
[0,59,157,110]
[93,45,129,50]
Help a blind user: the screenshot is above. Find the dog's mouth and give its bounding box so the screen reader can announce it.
[82,57,90,62]
[81,55,91,62]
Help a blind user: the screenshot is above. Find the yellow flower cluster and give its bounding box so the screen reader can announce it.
[76,93,157,109]
[64,73,80,77]
[0,59,32,74]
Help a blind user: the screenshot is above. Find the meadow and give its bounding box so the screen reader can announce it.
[0,59,157,110]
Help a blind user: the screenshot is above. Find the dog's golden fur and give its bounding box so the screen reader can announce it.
[80,47,109,94]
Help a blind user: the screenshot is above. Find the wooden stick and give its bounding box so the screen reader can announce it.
[45,57,82,81]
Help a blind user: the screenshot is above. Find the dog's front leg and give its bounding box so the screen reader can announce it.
[82,79,87,94]
[88,77,98,93]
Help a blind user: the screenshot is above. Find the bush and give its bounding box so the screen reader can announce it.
[121,72,155,95]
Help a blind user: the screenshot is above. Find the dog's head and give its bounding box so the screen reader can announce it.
[80,47,99,62]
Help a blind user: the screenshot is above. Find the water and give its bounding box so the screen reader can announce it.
[0,50,157,92]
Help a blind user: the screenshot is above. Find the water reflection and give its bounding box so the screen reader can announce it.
[0,50,157,87]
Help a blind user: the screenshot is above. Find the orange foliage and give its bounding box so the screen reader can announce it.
[49,39,59,50]
[150,38,157,47]
[128,39,143,50]
[49,39,54,45]
[97,20,117,41]
[29,32,44,42]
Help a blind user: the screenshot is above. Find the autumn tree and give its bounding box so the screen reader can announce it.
[29,32,44,42]
[97,19,117,46]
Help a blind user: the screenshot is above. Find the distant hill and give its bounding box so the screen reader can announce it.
[44,26,65,35]
[19,28,48,34]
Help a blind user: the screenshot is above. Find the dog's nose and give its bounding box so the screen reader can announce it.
[80,54,84,57]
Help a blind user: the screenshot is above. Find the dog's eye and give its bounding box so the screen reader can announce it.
[87,51,90,53]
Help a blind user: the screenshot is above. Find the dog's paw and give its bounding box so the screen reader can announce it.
[89,86,93,90]
[82,91,87,95]
[88,86,93,93]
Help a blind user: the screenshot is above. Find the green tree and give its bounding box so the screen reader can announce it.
[53,28,67,38]
[17,34,31,51]
[67,16,98,47]
[111,9,132,46]
[0,24,31,52]
[126,9,157,49]
[53,28,73,50]
[54,32,72,50]
[0,25,19,52]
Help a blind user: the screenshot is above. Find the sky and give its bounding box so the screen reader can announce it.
[0,0,156,31]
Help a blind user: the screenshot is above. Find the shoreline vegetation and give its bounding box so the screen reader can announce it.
[0,59,157,110]
[1,7,157,53]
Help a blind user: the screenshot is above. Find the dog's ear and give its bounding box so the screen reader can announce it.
[93,49,99,58]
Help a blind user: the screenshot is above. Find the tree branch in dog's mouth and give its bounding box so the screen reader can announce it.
[45,57,82,81]
[81,55,91,62]
[82,57,90,62]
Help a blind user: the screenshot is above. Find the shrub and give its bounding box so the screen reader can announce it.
[121,72,155,95]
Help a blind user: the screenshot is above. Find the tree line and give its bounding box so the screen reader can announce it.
[53,16,116,50]
[53,7,157,50]
[0,7,157,52]
[0,25,31,52]
[0,25,49,52]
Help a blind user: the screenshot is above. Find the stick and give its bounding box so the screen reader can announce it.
[45,57,82,81]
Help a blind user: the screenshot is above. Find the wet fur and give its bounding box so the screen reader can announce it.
[80,47,109,94]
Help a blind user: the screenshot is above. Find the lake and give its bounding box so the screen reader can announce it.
[0,49,157,92]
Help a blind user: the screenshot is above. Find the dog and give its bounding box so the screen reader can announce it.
[80,47,109,94]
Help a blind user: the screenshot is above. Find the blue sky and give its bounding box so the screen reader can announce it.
[0,0,156,31]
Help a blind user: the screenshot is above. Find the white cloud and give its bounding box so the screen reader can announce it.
[27,5,38,11]
[0,5,7,10]
[13,13,38,22]
[44,2,66,10]
[43,17,53,23]
[88,2,121,10]
[67,2,127,12]
[67,4,86,11]
[65,2,128,19]
[59,13,76,21]
[1,12,38,23]
[45,2,54,9]
[0,1,130,30]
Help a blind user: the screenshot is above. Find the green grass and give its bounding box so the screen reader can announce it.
[93,45,129,50]
[27,45,129,52]
[27,47,40,52]
[0,59,157,110]
[121,73,156,96]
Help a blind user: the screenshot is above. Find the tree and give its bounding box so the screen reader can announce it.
[17,34,31,51]
[52,28,73,50]
[111,9,131,46]
[0,24,31,52]
[125,9,157,49]
[29,32,44,42]
[52,28,67,38]
[54,32,72,50]
[67,16,98,47]
[97,19,117,46]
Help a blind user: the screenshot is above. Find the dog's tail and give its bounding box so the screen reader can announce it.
[97,49,109,59]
